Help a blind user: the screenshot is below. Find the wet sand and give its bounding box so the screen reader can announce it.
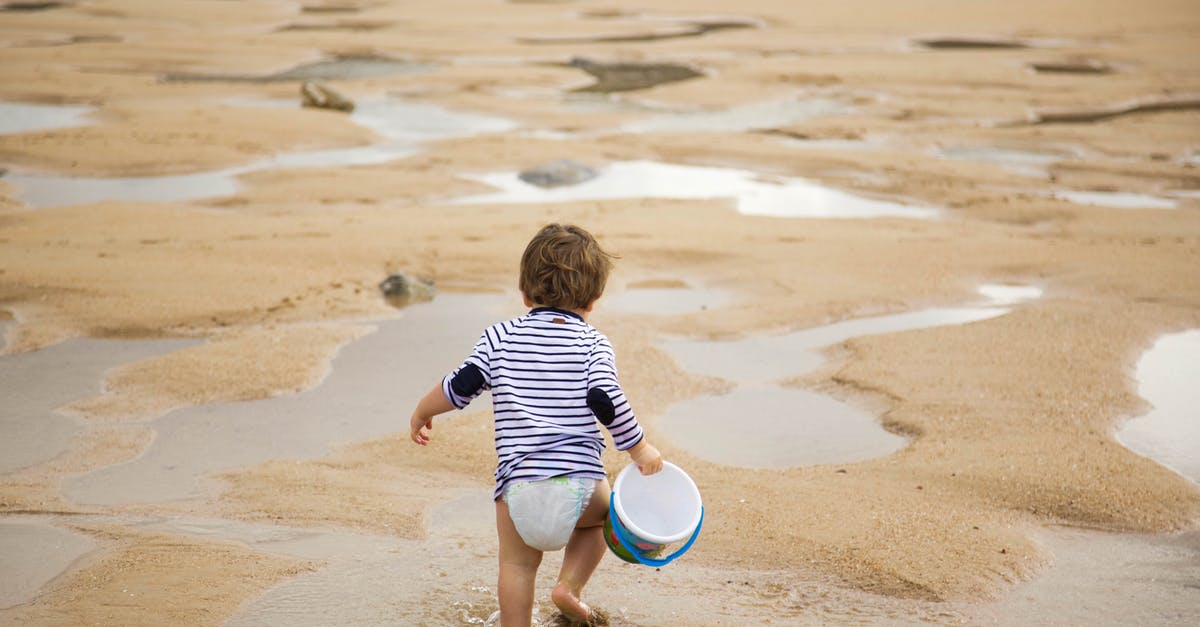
[1,0,1199,624]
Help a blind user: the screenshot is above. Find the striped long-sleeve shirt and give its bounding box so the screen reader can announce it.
[442,307,644,499]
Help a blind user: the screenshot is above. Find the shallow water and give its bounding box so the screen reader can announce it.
[1167,189,1200,200]
[657,285,1040,468]
[0,337,197,474]
[6,100,514,209]
[1053,190,1177,210]
[975,527,1200,625]
[162,56,432,83]
[226,489,500,626]
[662,306,1012,386]
[937,144,1072,178]
[452,160,939,219]
[63,294,510,505]
[665,387,908,468]
[0,521,97,609]
[603,280,730,315]
[5,287,1197,625]
[0,102,94,135]
[621,97,849,133]
[1116,330,1200,483]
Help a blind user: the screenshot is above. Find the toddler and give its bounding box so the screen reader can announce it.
[410,223,663,626]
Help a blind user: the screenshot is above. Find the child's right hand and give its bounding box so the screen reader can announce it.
[410,412,433,446]
[629,440,663,475]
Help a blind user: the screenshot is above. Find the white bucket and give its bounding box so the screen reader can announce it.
[605,461,703,566]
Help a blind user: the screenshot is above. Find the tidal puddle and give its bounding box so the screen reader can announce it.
[937,145,1073,178]
[451,160,938,219]
[658,285,1041,468]
[665,387,909,468]
[162,55,432,83]
[1116,330,1200,483]
[0,102,95,135]
[977,284,1045,305]
[63,294,510,505]
[975,527,1200,625]
[7,100,514,208]
[0,337,197,474]
[1053,190,1177,210]
[604,279,730,315]
[0,521,97,609]
[24,511,481,625]
[225,490,502,627]
[621,97,849,133]
[124,514,408,561]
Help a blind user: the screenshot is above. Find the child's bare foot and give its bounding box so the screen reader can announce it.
[551,582,588,622]
[550,583,609,626]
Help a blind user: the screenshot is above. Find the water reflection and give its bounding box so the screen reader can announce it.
[452,160,938,219]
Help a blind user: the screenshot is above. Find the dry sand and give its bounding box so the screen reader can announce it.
[1,0,1199,624]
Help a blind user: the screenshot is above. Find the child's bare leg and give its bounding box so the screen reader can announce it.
[552,479,610,622]
[496,499,543,627]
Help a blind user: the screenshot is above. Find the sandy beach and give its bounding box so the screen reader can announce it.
[1,0,1198,624]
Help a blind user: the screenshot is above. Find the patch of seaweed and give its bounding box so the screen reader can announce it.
[915,36,1031,50]
[564,57,703,93]
[518,19,758,45]
[1023,95,1200,124]
[0,1,69,11]
[277,21,393,33]
[1028,59,1114,74]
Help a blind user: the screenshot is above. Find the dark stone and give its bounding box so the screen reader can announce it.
[518,159,599,188]
[301,81,355,113]
[379,273,435,306]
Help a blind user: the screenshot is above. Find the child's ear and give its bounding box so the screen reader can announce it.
[522,292,533,307]
[583,300,595,313]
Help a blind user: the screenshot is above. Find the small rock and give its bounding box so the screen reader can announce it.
[379,273,435,306]
[518,159,599,188]
[301,80,355,112]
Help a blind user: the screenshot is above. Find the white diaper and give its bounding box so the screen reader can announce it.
[502,477,596,551]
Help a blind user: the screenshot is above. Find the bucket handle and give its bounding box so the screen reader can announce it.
[608,492,703,568]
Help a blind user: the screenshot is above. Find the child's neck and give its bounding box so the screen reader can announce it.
[528,302,591,322]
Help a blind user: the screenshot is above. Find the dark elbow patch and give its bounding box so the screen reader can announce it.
[587,387,616,426]
[450,364,486,398]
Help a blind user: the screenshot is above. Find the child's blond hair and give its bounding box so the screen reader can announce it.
[519,224,614,310]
